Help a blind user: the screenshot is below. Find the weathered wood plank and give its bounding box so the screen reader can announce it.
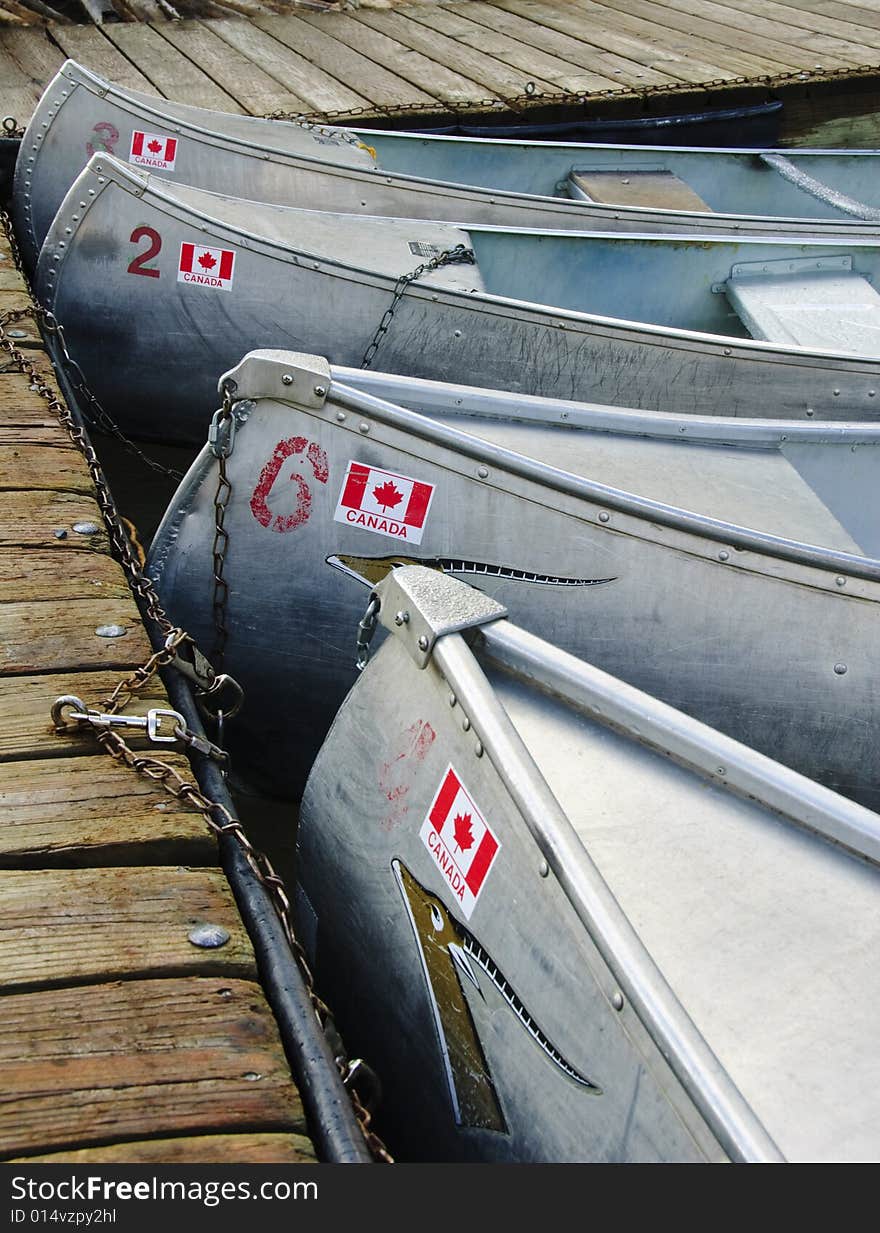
[0,0,43,29]
[0,751,215,867]
[492,0,765,81]
[0,426,63,444]
[0,377,61,427]
[200,17,369,114]
[0,264,32,291]
[99,23,245,111]
[0,867,254,989]
[16,0,71,21]
[353,8,562,98]
[0,28,66,97]
[740,0,880,51]
[300,10,501,107]
[155,21,312,116]
[406,6,600,93]
[656,0,873,64]
[0,595,153,673]
[45,26,157,93]
[0,291,44,347]
[586,0,805,73]
[599,0,853,69]
[440,0,681,89]
[0,444,91,493]
[14,1132,317,1163]
[0,669,170,760]
[0,43,37,129]
[0,547,128,603]
[829,0,880,31]
[0,978,306,1155]
[0,491,109,549]
[253,13,436,111]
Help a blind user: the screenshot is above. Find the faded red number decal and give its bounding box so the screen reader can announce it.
[86,121,119,158]
[127,226,162,278]
[250,437,329,533]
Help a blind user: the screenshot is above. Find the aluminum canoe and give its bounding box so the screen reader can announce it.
[36,154,880,445]
[295,565,880,1162]
[14,62,880,273]
[148,349,880,809]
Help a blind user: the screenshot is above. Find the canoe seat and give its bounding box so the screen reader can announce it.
[567,169,712,212]
[725,255,880,353]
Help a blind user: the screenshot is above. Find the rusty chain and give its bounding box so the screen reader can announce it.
[361,243,476,369]
[208,381,236,667]
[0,208,393,1162]
[264,61,880,128]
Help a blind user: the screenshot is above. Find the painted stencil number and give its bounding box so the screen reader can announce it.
[250,437,330,533]
[86,121,119,158]
[127,225,162,279]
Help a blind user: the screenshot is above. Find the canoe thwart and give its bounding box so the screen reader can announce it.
[567,169,712,213]
[725,255,880,352]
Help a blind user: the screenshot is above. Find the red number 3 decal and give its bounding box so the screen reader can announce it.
[127,226,162,278]
[250,437,329,533]
[86,121,119,158]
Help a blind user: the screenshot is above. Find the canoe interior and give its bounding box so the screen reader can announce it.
[297,580,880,1162]
[331,367,880,558]
[360,130,880,220]
[147,352,880,812]
[48,158,880,349]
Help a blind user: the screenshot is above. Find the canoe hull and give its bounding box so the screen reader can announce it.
[297,632,721,1163]
[148,354,880,808]
[37,158,880,447]
[15,62,880,275]
[297,566,880,1161]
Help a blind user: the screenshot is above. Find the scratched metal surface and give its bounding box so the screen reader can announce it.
[295,610,880,1161]
[36,155,880,448]
[148,353,880,808]
[17,61,880,277]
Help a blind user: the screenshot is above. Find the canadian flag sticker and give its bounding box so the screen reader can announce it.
[178,242,236,291]
[129,130,178,171]
[419,765,500,920]
[334,461,435,544]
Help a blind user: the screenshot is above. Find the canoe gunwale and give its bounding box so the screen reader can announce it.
[353,124,880,162]
[322,379,880,584]
[332,365,880,445]
[417,609,784,1163]
[40,154,880,381]
[478,619,880,868]
[124,169,880,364]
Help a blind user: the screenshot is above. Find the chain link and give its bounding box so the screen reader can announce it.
[0,208,392,1162]
[261,111,374,154]
[209,381,237,667]
[41,310,184,482]
[360,243,476,370]
[264,62,880,129]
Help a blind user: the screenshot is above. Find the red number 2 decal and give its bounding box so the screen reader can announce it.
[127,226,162,278]
[250,437,329,533]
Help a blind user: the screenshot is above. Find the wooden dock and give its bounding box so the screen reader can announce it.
[1,0,880,144]
[0,0,878,1171]
[0,229,320,1164]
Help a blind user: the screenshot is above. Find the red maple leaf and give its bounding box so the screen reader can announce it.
[147,139,163,154]
[198,251,217,270]
[452,812,474,853]
[373,480,403,512]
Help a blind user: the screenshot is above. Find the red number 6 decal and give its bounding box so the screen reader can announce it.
[250,437,329,533]
[128,225,162,278]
